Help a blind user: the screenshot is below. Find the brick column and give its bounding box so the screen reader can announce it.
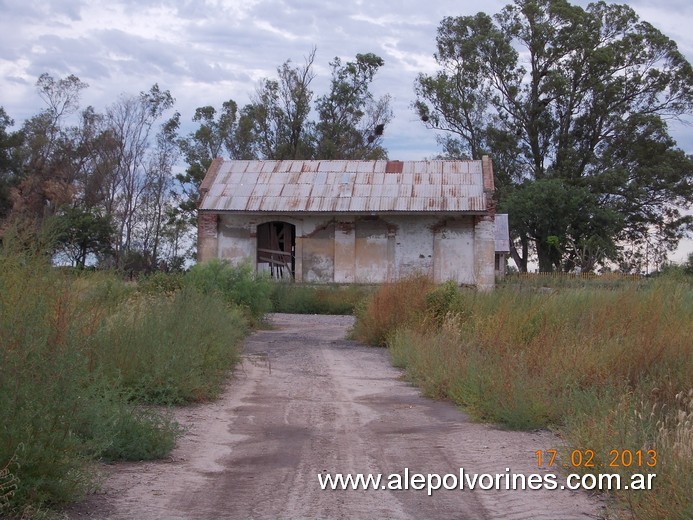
[474,215,495,291]
[197,212,219,262]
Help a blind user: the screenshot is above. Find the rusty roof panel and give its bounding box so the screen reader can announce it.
[296,171,313,184]
[393,197,410,211]
[258,161,273,173]
[258,183,283,197]
[309,183,332,198]
[313,171,327,185]
[353,161,372,173]
[208,184,224,199]
[354,171,372,184]
[198,159,491,213]
[336,182,354,198]
[279,184,298,198]
[383,173,400,185]
[350,197,367,210]
[226,196,249,211]
[368,183,384,198]
[245,195,263,211]
[285,161,301,173]
[413,184,442,198]
[319,197,338,212]
[319,160,345,172]
[352,184,371,198]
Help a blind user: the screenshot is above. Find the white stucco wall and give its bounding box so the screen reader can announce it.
[211,213,485,286]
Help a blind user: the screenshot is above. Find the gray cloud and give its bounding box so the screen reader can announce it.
[1,0,691,154]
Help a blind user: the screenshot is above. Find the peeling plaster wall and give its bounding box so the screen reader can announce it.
[302,220,335,282]
[392,216,435,278]
[474,215,496,291]
[217,216,255,266]
[208,213,487,287]
[433,218,475,284]
[354,217,390,283]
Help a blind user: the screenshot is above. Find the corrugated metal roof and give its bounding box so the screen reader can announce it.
[495,213,510,253]
[199,159,491,213]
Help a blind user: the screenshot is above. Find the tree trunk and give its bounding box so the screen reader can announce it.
[536,238,554,273]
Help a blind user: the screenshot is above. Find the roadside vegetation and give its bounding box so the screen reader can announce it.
[270,282,374,315]
[0,250,270,518]
[352,273,692,520]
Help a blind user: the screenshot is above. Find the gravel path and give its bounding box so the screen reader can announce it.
[67,313,605,519]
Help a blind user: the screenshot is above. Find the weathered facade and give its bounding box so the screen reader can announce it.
[198,158,497,289]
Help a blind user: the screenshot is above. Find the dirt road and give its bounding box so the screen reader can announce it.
[68,314,604,519]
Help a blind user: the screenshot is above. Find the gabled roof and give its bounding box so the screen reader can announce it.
[198,158,494,213]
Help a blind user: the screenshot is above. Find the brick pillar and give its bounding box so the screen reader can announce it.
[474,215,495,291]
[197,212,219,262]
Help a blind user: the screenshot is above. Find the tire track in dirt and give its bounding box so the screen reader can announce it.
[66,313,605,519]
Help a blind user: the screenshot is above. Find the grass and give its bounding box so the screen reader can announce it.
[353,275,693,520]
[0,253,269,517]
[270,282,374,315]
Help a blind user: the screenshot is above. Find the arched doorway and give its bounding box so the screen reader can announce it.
[257,222,295,279]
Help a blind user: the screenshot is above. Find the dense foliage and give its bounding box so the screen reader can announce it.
[353,275,693,519]
[415,0,693,272]
[0,247,269,516]
[0,51,391,270]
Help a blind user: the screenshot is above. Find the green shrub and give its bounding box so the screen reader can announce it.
[186,259,272,321]
[0,252,252,515]
[270,282,373,314]
[357,277,692,519]
[0,255,181,514]
[92,286,246,404]
[138,271,185,295]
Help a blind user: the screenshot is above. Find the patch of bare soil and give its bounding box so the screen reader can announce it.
[66,313,605,519]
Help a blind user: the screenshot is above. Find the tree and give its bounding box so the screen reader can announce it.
[104,84,175,266]
[241,49,317,160]
[0,108,23,221]
[415,0,693,271]
[7,74,95,232]
[314,53,392,159]
[51,205,113,268]
[176,100,249,224]
[236,49,391,161]
[503,178,622,272]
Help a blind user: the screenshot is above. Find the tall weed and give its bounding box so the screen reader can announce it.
[186,259,272,322]
[270,282,373,315]
[0,255,180,514]
[93,287,246,404]
[356,276,692,519]
[0,253,250,515]
[351,274,432,345]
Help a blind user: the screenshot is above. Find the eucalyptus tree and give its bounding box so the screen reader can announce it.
[241,48,317,160]
[10,74,89,221]
[175,100,252,226]
[314,53,392,160]
[415,0,693,272]
[104,84,175,266]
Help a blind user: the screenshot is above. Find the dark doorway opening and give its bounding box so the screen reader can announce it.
[257,222,295,279]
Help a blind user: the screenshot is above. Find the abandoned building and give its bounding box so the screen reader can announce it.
[197,157,497,289]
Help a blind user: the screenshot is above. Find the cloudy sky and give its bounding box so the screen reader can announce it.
[1,0,692,260]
